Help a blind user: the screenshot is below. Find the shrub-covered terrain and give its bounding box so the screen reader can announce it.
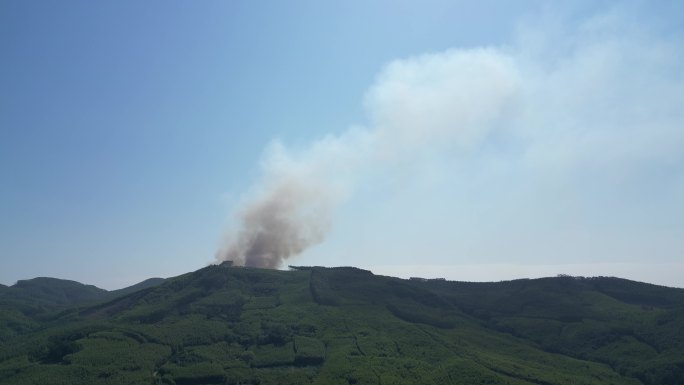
[0,265,682,384]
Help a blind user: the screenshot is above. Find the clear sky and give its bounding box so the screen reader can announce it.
[2,0,683,289]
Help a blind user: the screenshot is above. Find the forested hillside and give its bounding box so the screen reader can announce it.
[0,265,682,385]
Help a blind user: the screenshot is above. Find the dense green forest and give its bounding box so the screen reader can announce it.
[0,265,682,385]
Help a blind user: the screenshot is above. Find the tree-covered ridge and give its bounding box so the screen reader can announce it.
[0,265,682,385]
[0,276,166,343]
[3,277,108,307]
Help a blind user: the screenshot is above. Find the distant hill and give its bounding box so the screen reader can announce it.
[0,266,682,385]
[4,277,108,307]
[107,277,166,299]
[0,276,165,343]
[0,276,166,309]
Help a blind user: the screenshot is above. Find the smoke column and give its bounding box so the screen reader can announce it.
[218,179,329,268]
[216,5,684,270]
[216,49,518,268]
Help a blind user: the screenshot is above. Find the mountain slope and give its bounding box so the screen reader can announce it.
[107,277,166,299]
[0,266,682,385]
[3,277,108,307]
[0,278,109,343]
[420,276,684,385]
[0,276,165,343]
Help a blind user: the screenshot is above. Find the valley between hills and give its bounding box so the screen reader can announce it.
[1,265,683,385]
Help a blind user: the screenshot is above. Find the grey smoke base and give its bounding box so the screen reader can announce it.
[220,197,327,268]
[217,176,333,269]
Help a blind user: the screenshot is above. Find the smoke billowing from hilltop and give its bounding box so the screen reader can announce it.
[217,5,684,268]
[218,180,328,268]
[216,49,518,268]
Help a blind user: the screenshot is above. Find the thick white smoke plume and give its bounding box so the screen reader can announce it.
[216,49,518,268]
[217,5,684,268]
[216,133,372,267]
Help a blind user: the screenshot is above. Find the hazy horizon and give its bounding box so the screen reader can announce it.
[3,262,684,292]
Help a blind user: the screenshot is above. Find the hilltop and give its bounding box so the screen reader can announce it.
[0,265,682,384]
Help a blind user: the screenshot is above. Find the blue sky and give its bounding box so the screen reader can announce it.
[2,1,683,289]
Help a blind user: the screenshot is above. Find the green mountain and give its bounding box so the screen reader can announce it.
[0,276,165,343]
[3,277,109,307]
[107,278,167,299]
[0,276,166,308]
[0,265,682,385]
